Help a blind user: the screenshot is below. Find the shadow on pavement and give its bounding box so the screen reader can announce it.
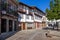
[0,31,20,40]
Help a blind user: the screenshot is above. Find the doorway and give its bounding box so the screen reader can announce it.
[14,21,17,31]
[23,23,25,30]
[9,20,12,31]
[1,19,6,33]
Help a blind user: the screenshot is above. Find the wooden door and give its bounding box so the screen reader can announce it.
[37,23,40,28]
[23,23,25,30]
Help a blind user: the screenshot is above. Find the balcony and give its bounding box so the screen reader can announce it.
[1,10,18,18]
[29,10,33,15]
[29,11,33,15]
[1,2,18,18]
[6,10,18,17]
[34,12,39,15]
[18,8,26,13]
[34,12,43,17]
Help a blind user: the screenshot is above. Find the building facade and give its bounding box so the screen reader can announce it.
[0,0,18,34]
[30,7,47,29]
[32,7,44,29]
[18,2,47,30]
[18,2,34,30]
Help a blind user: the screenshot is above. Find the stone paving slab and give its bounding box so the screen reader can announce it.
[0,31,16,40]
[50,31,60,36]
[5,29,60,40]
[6,29,38,40]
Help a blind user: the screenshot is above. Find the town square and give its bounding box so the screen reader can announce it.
[0,0,60,40]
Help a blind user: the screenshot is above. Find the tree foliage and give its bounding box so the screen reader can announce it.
[46,0,60,20]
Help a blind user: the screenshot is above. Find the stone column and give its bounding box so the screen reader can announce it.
[16,21,18,31]
[0,18,1,34]
[12,21,14,31]
[0,11,1,34]
[25,23,27,30]
[21,23,23,30]
[36,23,37,29]
[6,19,9,32]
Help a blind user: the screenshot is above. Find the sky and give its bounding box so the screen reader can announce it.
[18,0,50,12]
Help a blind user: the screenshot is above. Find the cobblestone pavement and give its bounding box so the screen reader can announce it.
[6,29,60,40]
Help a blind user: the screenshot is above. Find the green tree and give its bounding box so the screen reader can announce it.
[46,0,60,30]
[46,0,60,20]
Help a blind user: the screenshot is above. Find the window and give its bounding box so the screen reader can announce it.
[8,3,17,11]
[2,10,6,14]
[30,9,34,12]
[27,23,33,27]
[19,5,23,9]
[31,16,33,20]
[23,6,25,9]
[19,14,23,19]
[35,15,41,20]
[25,7,28,10]
[31,10,34,12]
[1,0,7,3]
[26,15,29,19]
[1,2,7,10]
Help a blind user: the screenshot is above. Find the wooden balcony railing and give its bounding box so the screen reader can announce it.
[18,8,26,13]
[29,11,33,15]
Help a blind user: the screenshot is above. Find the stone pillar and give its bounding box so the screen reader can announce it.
[12,21,14,31]
[0,18,1,34]
[36,23,37,29]
[6,19,9,32]
[16,21,18,31]
[21,23,23,30]
[25,23,27,30]
[0,11,1,34]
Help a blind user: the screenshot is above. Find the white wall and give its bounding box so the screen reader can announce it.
[18,12,34,22]
[18,13,26,22]
[25,15,34,22]
[18,8,46,23]
[34,14,42,22]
